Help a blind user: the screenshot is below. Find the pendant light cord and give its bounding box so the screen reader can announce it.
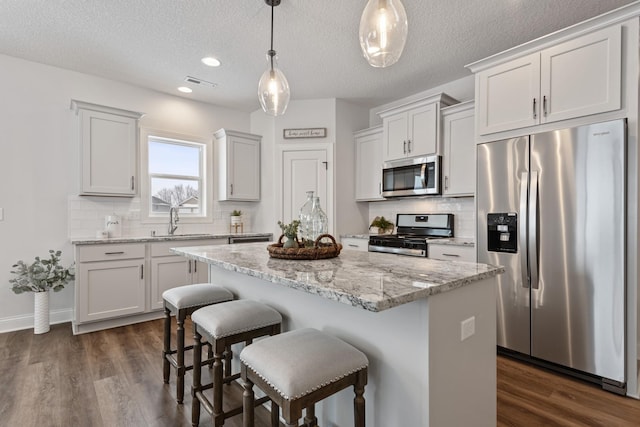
[269,1,275,70]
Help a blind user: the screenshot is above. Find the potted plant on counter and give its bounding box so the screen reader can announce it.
[277,220,301,248]
[369,216,394,234]
[9,250,75,334]
[230,210,243,225]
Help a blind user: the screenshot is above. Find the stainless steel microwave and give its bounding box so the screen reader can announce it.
[382,155,441,197]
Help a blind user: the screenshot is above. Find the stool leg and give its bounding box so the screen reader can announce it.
[207,342,214,368]
[304,405,317,427]
[176,311,186,404]
[241,367,255,427]
[213,343,224,426]
[223,345,232,381]
[192,329,203,427]
[163,306,171,384]
[271,402,280,427]
[354,382,366,427]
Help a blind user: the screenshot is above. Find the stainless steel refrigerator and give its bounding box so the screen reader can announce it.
[477,119,626,394]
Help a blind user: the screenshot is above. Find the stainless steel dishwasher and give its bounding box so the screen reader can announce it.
[228,234,272,244]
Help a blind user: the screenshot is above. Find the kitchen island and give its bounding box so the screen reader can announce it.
[172,243,503,426]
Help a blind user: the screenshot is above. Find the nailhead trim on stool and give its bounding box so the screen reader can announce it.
[240,328,369,427]
[162,283,234,404]
[191,300,282,427]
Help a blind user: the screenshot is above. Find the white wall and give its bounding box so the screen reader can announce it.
[252,98,370,238]
[0,54,250,332]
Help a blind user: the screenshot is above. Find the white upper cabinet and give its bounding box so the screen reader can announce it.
[214,129,261,201]
[441,101,475,197]
[379,93,457,162]
[475,25,621,135]
[354,126,384,201]
[72,100,143,197]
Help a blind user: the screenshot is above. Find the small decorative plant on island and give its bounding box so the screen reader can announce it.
[369,216,394,234]
[9,250,75,334]
[277,220,300,249]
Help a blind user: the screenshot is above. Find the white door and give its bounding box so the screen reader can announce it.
[280,146,330,231]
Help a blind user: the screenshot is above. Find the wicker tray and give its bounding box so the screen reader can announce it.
[267,234,342,260]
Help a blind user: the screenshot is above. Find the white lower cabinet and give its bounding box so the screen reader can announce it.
[74,238,225,333]
[149,239,225,310]
[341,237,369,252]
[428,244,476,263]
[75,243,146,323]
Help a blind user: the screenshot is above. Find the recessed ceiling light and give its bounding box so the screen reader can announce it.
[177,86,193,93]
[201,57,221,67]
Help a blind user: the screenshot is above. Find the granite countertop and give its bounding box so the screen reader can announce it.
[70,232,273,245]
[341,234,370,239]
[171,242,502,312]
[428,238,475,247]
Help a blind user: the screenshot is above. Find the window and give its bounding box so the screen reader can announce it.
[141,130,211,222]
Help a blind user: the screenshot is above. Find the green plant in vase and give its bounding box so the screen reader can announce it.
[278,220,300,249]
[9,250,75,334]
[369,216,394,234]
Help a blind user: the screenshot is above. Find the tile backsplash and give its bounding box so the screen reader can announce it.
[67,195,258,238]
[368,196,475,238]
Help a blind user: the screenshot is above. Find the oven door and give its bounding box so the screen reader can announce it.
[382,155,441,197]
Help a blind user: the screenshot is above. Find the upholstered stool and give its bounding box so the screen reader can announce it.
[163,283,234,404]
[240,328,369,427]
[191,299,282,427]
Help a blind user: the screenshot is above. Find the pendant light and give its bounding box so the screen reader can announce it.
[258,0,290,116]
[359,0,408,68]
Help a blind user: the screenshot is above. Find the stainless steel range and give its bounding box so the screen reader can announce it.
[368,213,454,257]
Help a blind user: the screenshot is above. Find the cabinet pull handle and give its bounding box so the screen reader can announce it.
[140,264,144,279]
[407,139,411,153]
[379,182,382,195]
[403,140,407,154]
[104,251,125,255]
[188,260,191,274]
[194,261,197,274]
[441,253,460,257]
[230,184,233,195]
[131,176,134,191]
[543,95,547,116]
[348,244,359,248]
[533,98,537,119]
[444,176,448,190]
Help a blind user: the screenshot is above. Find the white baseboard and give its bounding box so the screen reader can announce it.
[0,308,73,334]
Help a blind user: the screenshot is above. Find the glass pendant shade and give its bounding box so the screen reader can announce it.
[359,0,408,68]
[258,52,290,116]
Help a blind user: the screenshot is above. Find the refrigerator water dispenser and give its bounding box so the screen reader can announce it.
[487,213,517,253]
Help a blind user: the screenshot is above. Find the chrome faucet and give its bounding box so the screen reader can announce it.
[168,206,179,235]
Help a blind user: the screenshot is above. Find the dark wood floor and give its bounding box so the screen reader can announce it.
[2,319,640,426]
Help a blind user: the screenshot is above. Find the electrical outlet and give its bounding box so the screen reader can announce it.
[461,316,475,341]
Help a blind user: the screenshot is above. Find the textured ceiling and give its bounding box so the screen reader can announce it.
[0,0,636,112]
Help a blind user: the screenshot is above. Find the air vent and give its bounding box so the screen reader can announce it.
[184,76,217,88]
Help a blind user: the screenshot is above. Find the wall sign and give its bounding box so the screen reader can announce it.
[283,128,327,139]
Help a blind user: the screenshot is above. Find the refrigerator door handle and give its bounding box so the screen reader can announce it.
[529,170,539,289]
[519,172,529,288]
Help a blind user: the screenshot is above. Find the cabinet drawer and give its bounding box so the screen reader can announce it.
[77,243,145,262]
[150,238,226,257]
[428,244,475,262]
[341,237,369,252]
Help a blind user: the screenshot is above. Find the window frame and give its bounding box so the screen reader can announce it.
[140,128,213,224]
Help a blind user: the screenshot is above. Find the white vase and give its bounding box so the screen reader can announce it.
[34,291,50,334]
